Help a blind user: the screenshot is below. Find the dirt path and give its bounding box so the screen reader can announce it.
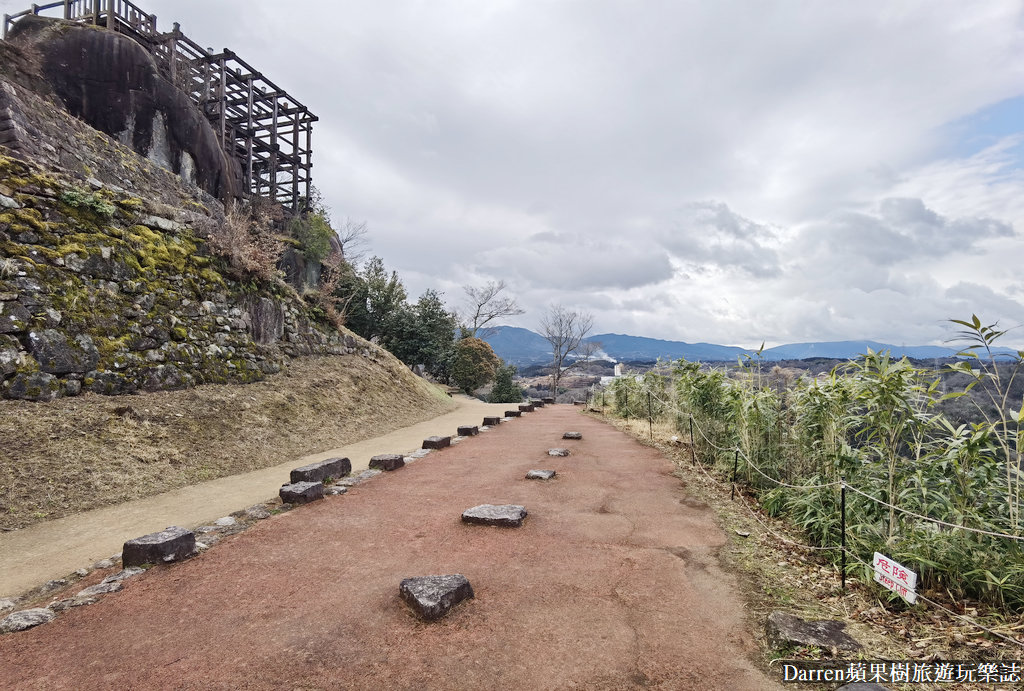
[0,406,780,690]
[0,395,509,597]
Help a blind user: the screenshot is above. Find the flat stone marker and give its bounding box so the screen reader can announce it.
[462,504,528,527]
[369,453,405,471]
[279,481,324,505]
[526,470,556,480]
[548,448,570,457]
[562,432,583,440]
[422,436,451,450]
[482,416,502,426]
[457,425,479,436]
[77,581,122,597]
[399,574,475,621]
[542,397,555,404]
[122,526,195,568]
[504,410,521,417]
[290,457,351,484]
[518,403,535,413]
[766,611,862,652]
[532,400,545,408]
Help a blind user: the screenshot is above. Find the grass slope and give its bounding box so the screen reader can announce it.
[0,353,455,530]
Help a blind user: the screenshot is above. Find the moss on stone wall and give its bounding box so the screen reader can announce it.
[0,154,370,402]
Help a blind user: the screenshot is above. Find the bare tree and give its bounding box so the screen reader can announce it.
[462,280,524,338]
[335,218,369,266]
[539,304,594,401]
[573,340,603,371]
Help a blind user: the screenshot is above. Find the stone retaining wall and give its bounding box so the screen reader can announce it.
[0,154,374,401]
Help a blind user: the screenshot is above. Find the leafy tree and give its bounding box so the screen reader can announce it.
[386,290,458,380]
[452,337,499,394]
[359,256,407,343]
[489,361,523,403]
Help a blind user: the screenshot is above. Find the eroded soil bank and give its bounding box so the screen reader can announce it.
[0,354,455,530]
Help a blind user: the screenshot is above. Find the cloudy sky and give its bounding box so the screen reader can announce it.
[25,0,1024,347]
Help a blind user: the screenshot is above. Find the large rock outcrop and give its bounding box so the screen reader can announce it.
[5,15,240,202]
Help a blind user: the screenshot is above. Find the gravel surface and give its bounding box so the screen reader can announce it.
[0,406,780,690]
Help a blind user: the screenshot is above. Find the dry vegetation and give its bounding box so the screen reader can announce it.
[595,412,1022,690]
[0,354,454,530]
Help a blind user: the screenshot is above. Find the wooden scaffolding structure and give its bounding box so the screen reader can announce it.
[3,0,317,211]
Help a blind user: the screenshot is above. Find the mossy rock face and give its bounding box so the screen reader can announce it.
[0,334,21,377]
[0,300,30,333]
[0,155,356,402]
[27,329,98,374]
[3,370,61,401]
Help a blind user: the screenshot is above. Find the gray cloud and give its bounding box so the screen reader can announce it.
[129,0,1024,347]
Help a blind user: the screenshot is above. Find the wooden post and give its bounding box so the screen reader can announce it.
[64,0,71,20]
[3,15,9,40]
[246,76,254,196]
[107,0,117,32]
[218,55,226,150]
[270,95,279,201]
[167,24,179,85]
[292,109,300,209]
[304,116,312,205]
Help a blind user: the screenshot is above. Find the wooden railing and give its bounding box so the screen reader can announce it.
[2,0,315,211]
[3,1,156,40]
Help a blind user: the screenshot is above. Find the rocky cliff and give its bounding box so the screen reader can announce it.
[0,20,377,402]
[3,15,239,202]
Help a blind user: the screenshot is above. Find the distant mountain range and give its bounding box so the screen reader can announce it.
[482,326,1014,367]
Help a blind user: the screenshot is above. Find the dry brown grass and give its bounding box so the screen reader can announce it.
[0,353,454,530]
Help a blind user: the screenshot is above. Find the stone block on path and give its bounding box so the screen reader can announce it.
[422,436,451,450]
[77,581,123,597]
[457,426,479,437]
[279,481,324,505]
[122,526,195,567]
[461,504,528,527]
[482,416,502,426]
[504,410,521,417]
[290,457,352,484]
[369,454,405,471]
[542,397,555,404]
[399,574,474,621]
[1,608,55,633]
[526,470,556,480]
[518,404,535,413]
[562,432,583,440]
[532,400,545,408]
[548,448,570,457]
[766,611,862,652]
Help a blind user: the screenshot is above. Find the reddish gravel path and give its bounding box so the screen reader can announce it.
[0,406,780,690]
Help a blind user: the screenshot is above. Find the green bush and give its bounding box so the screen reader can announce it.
[452,337,499,394]
[490,362,523,403]
[289,211,334,263]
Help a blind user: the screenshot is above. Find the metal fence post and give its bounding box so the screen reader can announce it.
[841,475,847,591]
[730,449,739,501]
[647,391,653,440]
[688,416,696,466]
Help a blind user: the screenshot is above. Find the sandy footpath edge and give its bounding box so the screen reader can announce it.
[0,395,509,597]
